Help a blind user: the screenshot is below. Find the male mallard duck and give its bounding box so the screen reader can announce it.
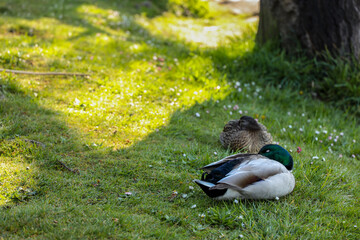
[220,116,272,153]
[194,144,295,200]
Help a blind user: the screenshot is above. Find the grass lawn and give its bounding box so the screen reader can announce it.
[0,0,359,239]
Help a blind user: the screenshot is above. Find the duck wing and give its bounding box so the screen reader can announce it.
[210,159,288,191]
[201,153,261,173]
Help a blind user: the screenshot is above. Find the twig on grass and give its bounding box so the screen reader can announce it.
[24,139,46,148]
[0,68,90,77]
[57,159,80,174]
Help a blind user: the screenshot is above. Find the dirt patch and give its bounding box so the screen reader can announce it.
[213,0,259,15]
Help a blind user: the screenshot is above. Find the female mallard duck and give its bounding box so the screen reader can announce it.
[194,144,295,200]
[220,116,272,153]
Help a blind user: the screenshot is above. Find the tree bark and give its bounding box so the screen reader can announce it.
[256,0,360,58]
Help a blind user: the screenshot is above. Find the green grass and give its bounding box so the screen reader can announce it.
[1,0,359,239]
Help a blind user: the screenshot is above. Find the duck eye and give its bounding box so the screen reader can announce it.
[265,149,270,153]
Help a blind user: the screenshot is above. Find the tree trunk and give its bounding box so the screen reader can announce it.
[256,0,360,58]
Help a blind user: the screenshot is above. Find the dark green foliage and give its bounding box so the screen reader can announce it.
[220,43,360,116]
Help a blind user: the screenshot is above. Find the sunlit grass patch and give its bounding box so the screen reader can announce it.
[138,14,257,48]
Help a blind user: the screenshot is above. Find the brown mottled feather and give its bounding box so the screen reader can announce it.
[220,116,272,153]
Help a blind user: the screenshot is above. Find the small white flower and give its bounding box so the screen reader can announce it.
[173,190,178,195]
[235,81,240,86]
[287,112,291,116]
[340,132,344,136]
[282,128,286,132]
[238,88,242,92]
[189,186,194,190]
[315,137,318,141]
[182,194,188,198]
[234,199,239,204]
[183,153,186,157]
[307,119,312,123]
[299,128,304,132]
[228,105,231,108]
[195,113,200,117]
[339,154,343,158]
[312,156,319,159]
[275,196,279,200]
[315,130,320,134]
[239,234,244,238]
[352,154,356,158]
[241,223,245,228]
[322,157,326,161]
[323,130,328,134]
[229,111,233,115]
[237,215,244,220]
[353,139,356,143]
[214,152,218,155]
[310,162,313,165]
[73,98,81,106]
[198,213,205,218]
[288,125,292,129]
[239,110,243,114]
[191,204,197,209]
[301,113,305,117]
[193,91,198,95]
